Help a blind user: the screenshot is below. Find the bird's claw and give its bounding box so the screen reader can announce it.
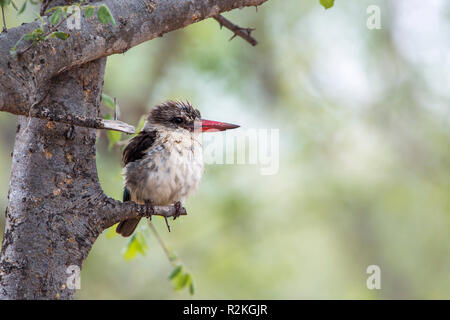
[173,201,182,220]
[144,200,154,220]
[163,201,183,232]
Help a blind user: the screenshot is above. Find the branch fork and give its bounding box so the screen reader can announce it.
[214,15,258,46]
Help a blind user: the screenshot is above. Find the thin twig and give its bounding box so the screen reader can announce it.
[1,5,7,32]
[18,13,73,56]
[213,15,258,46]
[113,97,117,120]
[148,221,176,266]
[19,91,50,139]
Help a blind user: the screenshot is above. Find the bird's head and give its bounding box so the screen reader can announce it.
[144,100,239,133]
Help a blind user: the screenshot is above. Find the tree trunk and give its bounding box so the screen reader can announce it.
[0,59,106,299]
[0,0,268,299]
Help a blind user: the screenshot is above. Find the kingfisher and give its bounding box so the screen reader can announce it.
[116,100,239,237]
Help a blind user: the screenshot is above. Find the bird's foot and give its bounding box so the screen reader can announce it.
[173,201,182,220]
[144,200,154,220]
[163,202,183,232]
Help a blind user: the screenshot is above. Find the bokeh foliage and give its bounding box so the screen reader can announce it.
[0,0,449,299]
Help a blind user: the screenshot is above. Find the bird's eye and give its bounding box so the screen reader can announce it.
[173,117,184,124]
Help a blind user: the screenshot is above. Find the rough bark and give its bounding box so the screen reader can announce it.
[0,0,267,299]
[0,59,107,299]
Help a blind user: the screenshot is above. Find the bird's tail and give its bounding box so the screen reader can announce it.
[116,187,140,237]
[116,217,141,237]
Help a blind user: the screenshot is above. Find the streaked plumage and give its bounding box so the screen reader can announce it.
[116,101,238,237]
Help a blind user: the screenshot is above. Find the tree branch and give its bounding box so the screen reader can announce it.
[0,0,268,117]
[29,105,135,134]
[97,196,187,231]
[214,15,258,46]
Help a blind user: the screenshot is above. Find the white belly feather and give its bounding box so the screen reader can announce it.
[124,129,204,205]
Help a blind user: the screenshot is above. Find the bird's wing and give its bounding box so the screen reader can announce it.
[122,130,157,166]
[123,187,131,202]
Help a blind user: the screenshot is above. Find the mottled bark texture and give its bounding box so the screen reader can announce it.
[0,60,106,299]
[0,0,267,299]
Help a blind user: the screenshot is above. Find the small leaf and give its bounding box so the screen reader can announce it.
[0,0,12,8]
[101,93,115,110]
[97,4,116,26]
[168,265,183,279]
[49,7,61,25]
[189,281,195,295]
[44,6,59,14]
[173,272,192,291]
[103,113,121,148]
[107,129,121,149]
[185,273,193,288]
[106,226,118,239]
[84,5,94,18]
[52,31,70,40]
[36,14,44,26]
[320,0,334,9]
[131,115,147,138]
[123,231,148,261]
[18,0,26,14]
[136,115,146,132]
[10,34,24,56]
[10,0,18,10]
[61,5,68,18]
[23,33,33,41]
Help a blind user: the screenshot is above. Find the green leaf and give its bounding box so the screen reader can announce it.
[23,33,33,41]
[84,5,94,18]
[52,31,70,40]
[185,273,192,287]
[172,273,188,290]
[168,265,183,279]
[123,231,148,261]
[18,0,26,14]
[49,7,61,25]
[106,226,118,239]
[320,0,334,9]
[10,34,25,56]
[36,13,44,26]
[97,4,116,26]
[103,113,122,149]
[10,0,18,10]
[101,93,115,110]
[107,129,121,149]
[189,281,195,295]
[0,0,11,8]
[44,6,59,14]
[131,115,146,138]
[172,272,193,291]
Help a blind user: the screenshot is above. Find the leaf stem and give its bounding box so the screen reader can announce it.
[1,5,7,32]
[147,221,176,266]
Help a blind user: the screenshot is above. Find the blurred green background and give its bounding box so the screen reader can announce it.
[1,0,450,299]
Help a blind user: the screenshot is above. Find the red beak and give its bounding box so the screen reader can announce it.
[200,119,240,132]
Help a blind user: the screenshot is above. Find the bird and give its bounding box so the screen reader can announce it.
[116,100,240,237]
